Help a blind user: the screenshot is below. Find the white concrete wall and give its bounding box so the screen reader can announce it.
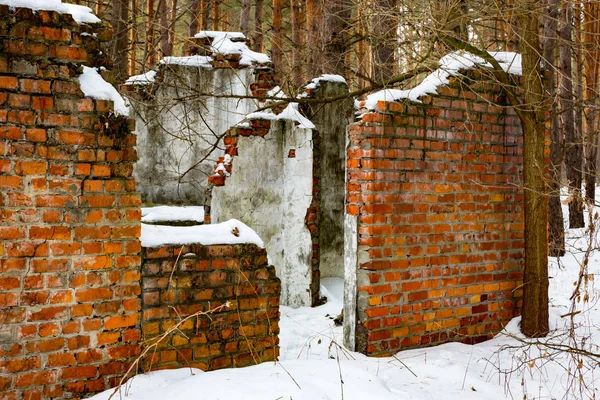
[132,65,257,205]
[210,121,314,307]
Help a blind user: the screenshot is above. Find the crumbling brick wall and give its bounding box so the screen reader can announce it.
[140,243,280,371]
[347,70,525,355]
[0,6,142,398]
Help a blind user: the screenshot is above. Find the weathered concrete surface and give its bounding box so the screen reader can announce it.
[305,80,353,279]
[132,65,257,205]
[210,121,314,307]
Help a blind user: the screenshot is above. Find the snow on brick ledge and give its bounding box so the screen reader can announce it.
[0,0,100,24]
[361,51,522,111]
[140,219,264,248]
[141,206,205,224]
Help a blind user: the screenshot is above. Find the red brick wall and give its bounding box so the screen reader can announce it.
[348,70,525,355]
[140,244,280,371]
[0,6,141,398]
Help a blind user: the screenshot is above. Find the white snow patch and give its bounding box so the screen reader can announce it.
[223,154,232,165]
[305,74,348,90]
[160,55,213,68]
[244,111,278,120]
[141,206,204,224]
[78,66,128,116]
[140,219,263,248]
[194,30,271,66]
[277,103,316,129]
[364,51,522,110]
[266,85,286,99]
[124,70,157,86]
[0,0,100,24]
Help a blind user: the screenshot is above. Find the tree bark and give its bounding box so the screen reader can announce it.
[305,0,320,77]
[371,0,398,83]
[240,0,251,37]
[584,1,600,203]
[212,0,220,31]
[544,0,565,257]
[189,0,200,36]
[517,0,549,338]
[159,0,172,57]
[322,0,352,77]
[145,0,156,69]
[111,0,129,82]
[271,0,283,71]
[129,0,138,76]
[253,0,264,51]
[560,2,585,228]
[291,0,305,87]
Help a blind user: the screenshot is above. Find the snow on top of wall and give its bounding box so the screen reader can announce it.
[194,30,271,66]
[124,70,157,86]
[140,219,264,248]
[304,74,348,90]
[160,55,213,68]
[244,105,315,130]
[244,111,279,121]
[194,31,246,40]
[0,0,100,24]
[363,51,522,111]
[78,66,129,116]
[278,103,316,129]
[141,206,205,224]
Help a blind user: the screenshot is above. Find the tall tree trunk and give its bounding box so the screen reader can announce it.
[240,0,251,37]
[305,0,320,77]
[189,0,200,36]
[356,0,369,90]
[517,0,549,338]
[170,0,178,50]
[199,0,211,30]
[574,2,585,215]
[584,1,600,203]
[544,0,565,257]
[212,0,220,31]
[129,0,138,76]
[145,0,156,69]
[560,2,584,228]
[291,0,304,87]
[159,0,172,57]
[322,0,352,77]
[111,0,130,83]
[271,0,283,70]
[371,0,398,83]
[253,0,264,51]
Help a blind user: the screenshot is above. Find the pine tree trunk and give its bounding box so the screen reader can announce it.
[145,0,156,68]
[253,0,264,51]
[189,0,200,36]
[240,0,251,37]
[212,0,220,31]
[322,0,352,77]
[517,0,549,338]
[356,1,368,90]
[545,0,565,257]
[170,0,178,50]
[584,1,600,203]
[159,0,171,57]
[291,0,304,87]
[372,0,398,83]
[305,0,320,77]
[129,0,138,76]
[560,3,584,228]
[111,0,130,83]
[271,0,283,70]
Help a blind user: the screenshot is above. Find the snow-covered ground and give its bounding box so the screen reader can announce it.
[93,200,600,400]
